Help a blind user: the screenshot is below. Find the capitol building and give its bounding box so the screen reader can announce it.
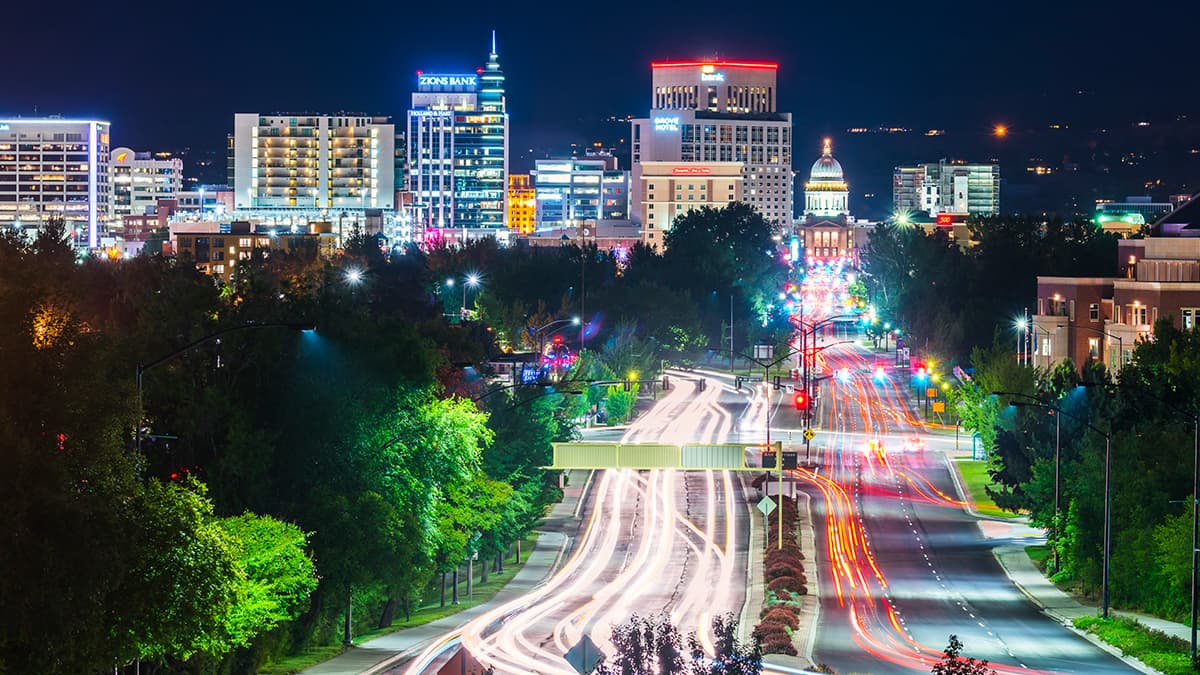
[796,137,872,263]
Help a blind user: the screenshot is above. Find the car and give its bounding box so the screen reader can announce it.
[903,436,926,453]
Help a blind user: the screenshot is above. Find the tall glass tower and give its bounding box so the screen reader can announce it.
[407,34,509,237]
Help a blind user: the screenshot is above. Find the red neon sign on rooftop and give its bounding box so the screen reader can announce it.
[651,60,778,70]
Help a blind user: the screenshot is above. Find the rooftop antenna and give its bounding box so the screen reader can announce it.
[491,29,497,56]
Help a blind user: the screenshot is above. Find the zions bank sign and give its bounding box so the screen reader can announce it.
[418,74,478,88]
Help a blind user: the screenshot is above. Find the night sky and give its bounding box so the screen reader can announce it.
[5,0,1199,209]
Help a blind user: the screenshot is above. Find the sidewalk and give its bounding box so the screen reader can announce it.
[993,544,1194,675]
[301,470,594,675]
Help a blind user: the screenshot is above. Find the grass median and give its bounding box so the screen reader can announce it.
[1073,616,1195,675]
[261,533,540,675]
[953,459,1022,519]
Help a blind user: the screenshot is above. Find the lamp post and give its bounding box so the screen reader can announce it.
[1008,398,1111,617]
[463,273,480,312]
[996,391,1062,572]
[529,316,581,355]
[135,322,316,454]
[1015,317,1029,366]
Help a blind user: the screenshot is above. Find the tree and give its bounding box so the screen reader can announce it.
[218,513,318,648]
[931,635,996,675]
[593,613,760,675]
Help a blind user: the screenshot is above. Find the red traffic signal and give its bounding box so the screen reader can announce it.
[793,392,809,410]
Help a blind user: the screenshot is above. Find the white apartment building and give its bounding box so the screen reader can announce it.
[638,161,744,248]
[110,147,183,217]
[632,60,792,232]
[0,118,111,247]
[231,113,395,212]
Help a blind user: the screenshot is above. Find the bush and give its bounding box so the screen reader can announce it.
[760,632,798,655]
[766,562,803,581]
[760,607,799,629]
[751,621,789,640]
[767,576,804,594]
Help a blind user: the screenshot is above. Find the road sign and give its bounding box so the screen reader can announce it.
[756,495,776,516]
[933,401,946,413]
[803,428,816,441]
[565,634,603,674]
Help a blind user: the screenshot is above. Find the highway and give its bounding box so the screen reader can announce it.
[403,373,757,674]
[796,342,1133,674]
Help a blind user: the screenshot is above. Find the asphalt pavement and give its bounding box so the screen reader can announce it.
[798,344,1137,674]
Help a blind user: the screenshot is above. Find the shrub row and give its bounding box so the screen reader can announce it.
[754,495,807,655]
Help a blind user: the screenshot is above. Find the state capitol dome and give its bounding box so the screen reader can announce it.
[803,137,850,217]
[809,138,844,181]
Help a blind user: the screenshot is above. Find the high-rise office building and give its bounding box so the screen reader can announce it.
[110,147,183,217]
[230,113,396,212]
[534,158,630,229]
[0,118,111,247]
[892,159,1000,216]
[631,60,792,232]
[407,34,509,236]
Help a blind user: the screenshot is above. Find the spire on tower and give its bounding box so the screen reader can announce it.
[822,137,832,155]
[491,30,497,56]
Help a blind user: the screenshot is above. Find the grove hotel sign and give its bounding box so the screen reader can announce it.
[671,167,712,175]
[418,74,478,88]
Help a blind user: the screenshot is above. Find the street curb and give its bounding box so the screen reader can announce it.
[798,489,821,667]
[990,547,1166,675]
[942,453,1028,524]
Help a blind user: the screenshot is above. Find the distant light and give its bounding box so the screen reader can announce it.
[1015,318,1028,330]
[571,316,581,325]
[345,268,364,284]
[445,278,455,287]
[993,124,1009,138]
[466,273,481,287]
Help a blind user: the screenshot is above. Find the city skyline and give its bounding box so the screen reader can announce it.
[6,0,1198,160]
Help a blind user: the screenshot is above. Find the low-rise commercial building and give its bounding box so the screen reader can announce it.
[1033,195,1200,373]
[507,174,535,233]
[534,158,630,230]
[172,220,338,283]
[110,147,182,217]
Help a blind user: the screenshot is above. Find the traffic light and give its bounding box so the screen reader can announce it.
[662,375,670,391]
[793,391,809,410]
[773,375,781,390]
[735,376,743,391]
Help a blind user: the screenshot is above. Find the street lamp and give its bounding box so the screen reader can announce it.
[135,322,316,454]
[1014,317,1029,366]
[344,268,364,285]
[529,317,582,354]
[996,391,1063,573]
[463,273,481,311]
[1008,398,1112,618]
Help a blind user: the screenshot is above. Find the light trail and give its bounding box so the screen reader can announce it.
[796,342,1064,675]
[406,373,747,674]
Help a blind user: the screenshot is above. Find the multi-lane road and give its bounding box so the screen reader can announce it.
[404,341,1133,674]
[795,343,1131,674]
